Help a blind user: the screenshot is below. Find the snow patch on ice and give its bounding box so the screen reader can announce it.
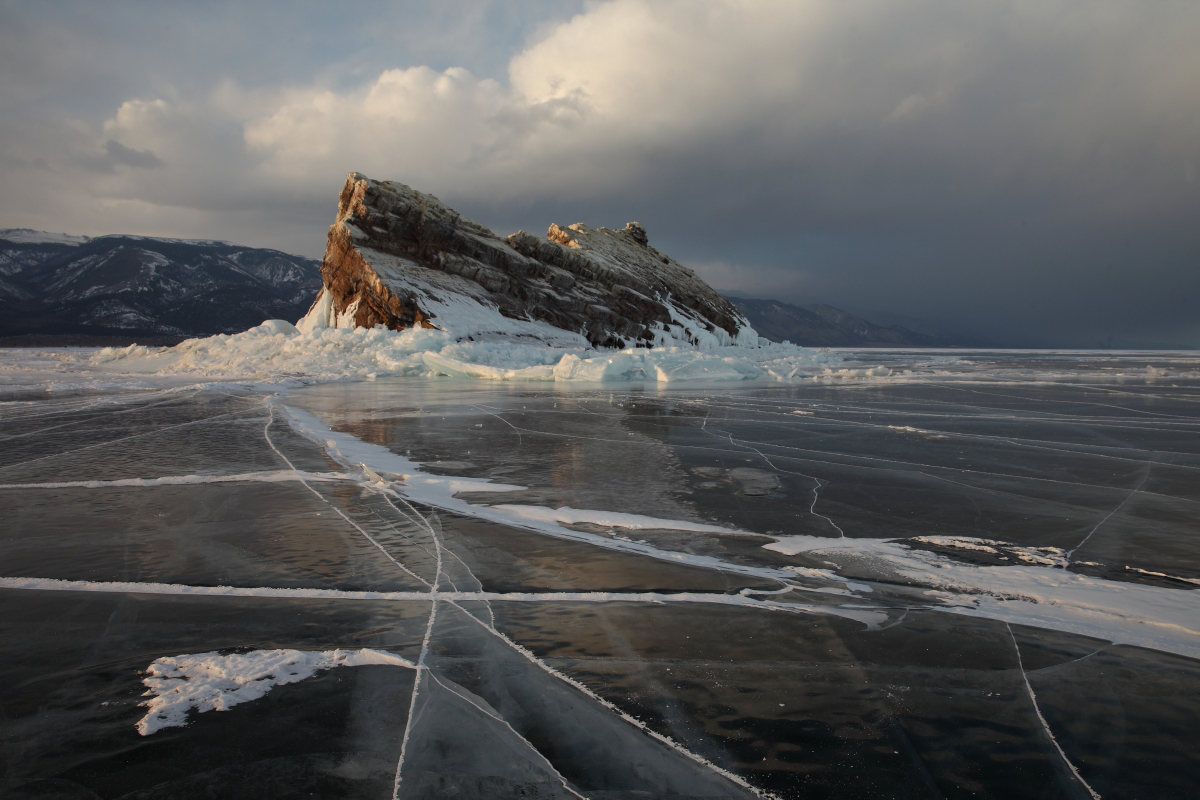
[911,536,1000,554]
[764,534,1200,658]
[137,648,414,735]
[911,535,1070,567]
[1124,565,1200,587]
[487,504,742,534]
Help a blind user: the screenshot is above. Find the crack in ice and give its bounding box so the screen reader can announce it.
[1007,624,1102,800]
[1065,463,1153,563]
[263,400,431,589]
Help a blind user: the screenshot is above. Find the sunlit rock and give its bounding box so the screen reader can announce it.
[301,172,759,350]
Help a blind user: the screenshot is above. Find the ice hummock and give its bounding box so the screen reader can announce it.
[89,313,842,384]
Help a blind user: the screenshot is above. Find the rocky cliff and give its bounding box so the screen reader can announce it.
[300,173,757,349]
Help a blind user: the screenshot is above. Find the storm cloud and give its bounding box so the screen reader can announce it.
[1,0,1197,346]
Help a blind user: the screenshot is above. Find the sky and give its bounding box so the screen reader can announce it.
[2,0,1198,347]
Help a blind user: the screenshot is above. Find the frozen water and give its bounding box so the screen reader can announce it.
[1,345,1199,798]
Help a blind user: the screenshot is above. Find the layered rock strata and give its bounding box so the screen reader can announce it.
[302,173,756,348]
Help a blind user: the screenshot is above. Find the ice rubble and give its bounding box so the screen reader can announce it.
[89,315,848,384]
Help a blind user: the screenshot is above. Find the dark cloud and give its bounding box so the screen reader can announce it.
[72,140,164,173]
[105,139,164,169]
[0,153,50,171]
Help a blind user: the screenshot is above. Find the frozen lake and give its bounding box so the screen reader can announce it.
[1,348,1198,798]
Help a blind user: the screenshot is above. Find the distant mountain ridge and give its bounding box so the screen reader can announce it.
[726,295,965,347]
[1,226,974,349]
[0,229,321,339]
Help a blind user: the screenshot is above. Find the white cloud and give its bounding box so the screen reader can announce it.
[216,0,1200,221]
[245,66,519,192]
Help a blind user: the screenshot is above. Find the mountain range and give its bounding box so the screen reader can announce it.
[723,295,976,348]
[0,229,321,342]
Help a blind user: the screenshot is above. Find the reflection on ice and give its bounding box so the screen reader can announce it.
[281,377,1200,658]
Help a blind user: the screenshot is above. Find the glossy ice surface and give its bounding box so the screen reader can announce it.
[1,349,1198,799]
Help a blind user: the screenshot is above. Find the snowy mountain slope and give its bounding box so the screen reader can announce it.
[301,173,761,349]
[0,235,84,283]
[0,232,321,337]
[0,228,91,246]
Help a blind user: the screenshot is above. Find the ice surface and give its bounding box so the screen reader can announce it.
[2,345,1200,798]
[276,378,1200,661]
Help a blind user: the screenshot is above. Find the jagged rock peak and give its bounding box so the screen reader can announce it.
[548,221,650,249]
[301,172,757,349]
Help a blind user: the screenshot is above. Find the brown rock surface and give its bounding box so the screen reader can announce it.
[309,173,751,348]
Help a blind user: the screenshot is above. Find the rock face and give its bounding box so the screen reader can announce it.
[0,230,321,339]
[303,173,756,348]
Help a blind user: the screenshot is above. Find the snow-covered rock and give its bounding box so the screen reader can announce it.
[301,173,762,349]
